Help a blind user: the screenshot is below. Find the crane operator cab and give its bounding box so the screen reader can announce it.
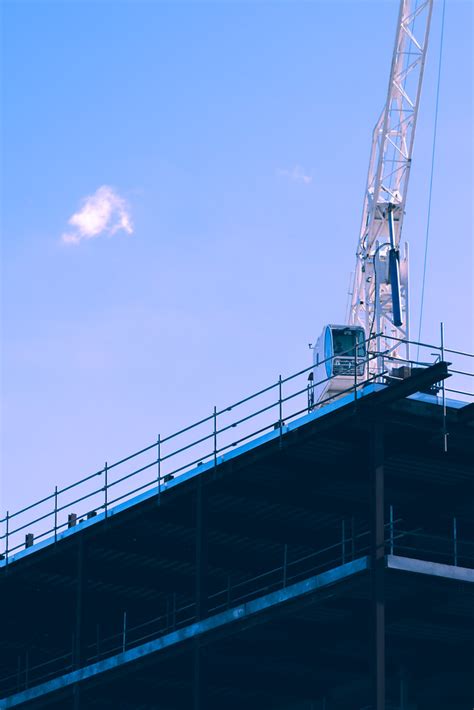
[309,325,367,408]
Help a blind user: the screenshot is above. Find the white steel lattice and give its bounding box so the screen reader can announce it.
[348,0,433,366]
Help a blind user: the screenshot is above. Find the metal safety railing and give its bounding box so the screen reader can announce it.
[1,331,472,562]
[0,510,472,699]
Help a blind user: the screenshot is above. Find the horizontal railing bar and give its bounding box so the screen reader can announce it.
[382,333,441,351]
[445,387,474,397]
[106,442,158,471]
[5,492,56,521]
[106,479,158,508]
[166,452,216,479]
[58,469,104,496]
[107,459,158,489]
[215,400,279,437]
[216,421,277,454]
[216,381,280,417]
[160,433,214,463]
[444,346,474,358]
[381,354,434,368]
[56,489,104,515]
[160,413,215,445]
[7,510,54,536]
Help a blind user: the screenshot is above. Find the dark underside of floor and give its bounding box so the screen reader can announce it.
[1,372,473,710]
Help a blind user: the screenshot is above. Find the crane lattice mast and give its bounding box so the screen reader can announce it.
[348,0,433,364]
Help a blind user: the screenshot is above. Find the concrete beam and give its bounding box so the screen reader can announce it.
[0,557,369,708]
[386,555,474,582]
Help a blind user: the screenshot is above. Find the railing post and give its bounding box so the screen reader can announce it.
[279,375,283,446]
[440,322,447,453]
[157,434,161,503]
[389,505,394,555]
[104,462,108,519]
[54,487,58,543]
[453,516,458,566]
[213,406,217,468]
[122,611,127,653]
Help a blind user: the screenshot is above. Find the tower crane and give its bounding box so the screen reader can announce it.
[312,0,434,405]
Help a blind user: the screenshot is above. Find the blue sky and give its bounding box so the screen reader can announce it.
[1,0,472,514]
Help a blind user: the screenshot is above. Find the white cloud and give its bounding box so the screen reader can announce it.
[277,165,312,185]
[61,185,133,245]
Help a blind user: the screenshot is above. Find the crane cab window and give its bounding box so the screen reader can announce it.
[332,329,366,357]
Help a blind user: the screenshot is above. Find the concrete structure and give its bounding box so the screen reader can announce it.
[1,363,473,709]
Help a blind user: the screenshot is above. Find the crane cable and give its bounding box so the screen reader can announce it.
[417,0,447,359]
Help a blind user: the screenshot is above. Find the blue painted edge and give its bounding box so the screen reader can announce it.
[387,554,474,582]
[0,557,369,707]
[1,383,464,570]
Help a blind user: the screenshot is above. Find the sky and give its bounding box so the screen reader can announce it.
[1,0,473,518]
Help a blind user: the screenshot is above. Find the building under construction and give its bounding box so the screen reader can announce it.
[1,352,473,710]
[1,1,473,707]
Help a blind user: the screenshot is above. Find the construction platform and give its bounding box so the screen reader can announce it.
[0,361,473,709]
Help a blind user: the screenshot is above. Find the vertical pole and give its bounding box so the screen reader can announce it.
[400,666,407,709]
[73,684,81,710]
[195,479,208,620]
[389,505,394,555]
[453,516,458,566]
[213,407,217,468]
[371,419,385,710]
[440,322,448,453]
[104,462,108,519]
[351,516,355,560]
[54,487,58,543]
[341,519,346,564]
[75,537,84,669]
[354,337,358,401]
[193,639,204,710]
[279,375,283,446]
[122,611,127,653]
[157,435,161,503]
[194,473,207,710]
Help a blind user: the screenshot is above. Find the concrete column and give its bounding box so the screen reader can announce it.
[371,419,385,710]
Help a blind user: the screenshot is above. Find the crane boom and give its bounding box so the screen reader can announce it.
[348,0,433,363]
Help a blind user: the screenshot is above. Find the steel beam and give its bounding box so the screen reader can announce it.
[0,559,368,709]
[195,478,208,619]
[371,420,385,710]
[73,538,85,709]
[194,479,208,709]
